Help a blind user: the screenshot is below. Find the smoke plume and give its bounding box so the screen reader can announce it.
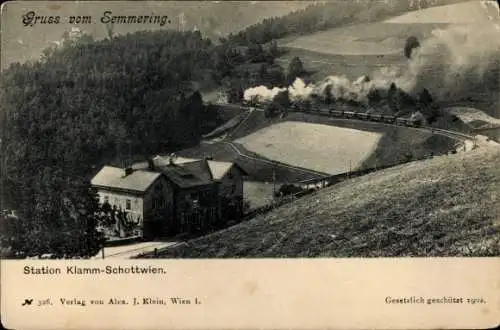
[244,85,286,103]
[243,21,500,113]
[395,24,500,101]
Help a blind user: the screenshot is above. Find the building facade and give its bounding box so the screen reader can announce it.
[91,155,247,239]
[91,167,173,238]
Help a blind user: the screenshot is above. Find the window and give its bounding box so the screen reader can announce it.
[126,199,131,210]
[155,182,163,191]
[208,207,216,218]
[153,198,164,210]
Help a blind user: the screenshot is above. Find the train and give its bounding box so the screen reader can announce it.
[326,109,423,127]
[242,100,424,128]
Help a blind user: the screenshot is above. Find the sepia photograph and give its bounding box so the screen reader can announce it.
[0,0,499,261]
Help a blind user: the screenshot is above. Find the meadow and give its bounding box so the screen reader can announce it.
[234,112,457,174]
[156,145,500,258]
[236,121,383,175]
[281,22,447,56]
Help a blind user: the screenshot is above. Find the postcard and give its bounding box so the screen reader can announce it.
[1,1,499,329]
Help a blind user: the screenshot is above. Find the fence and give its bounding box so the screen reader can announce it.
[241,155,433,221]
[242,188,313,220]
[297,160,414,190]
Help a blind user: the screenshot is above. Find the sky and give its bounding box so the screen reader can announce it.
[0,1,311,68]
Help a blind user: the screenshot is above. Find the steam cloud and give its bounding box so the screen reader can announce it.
[244,22,500,111]
[397,24,500,101]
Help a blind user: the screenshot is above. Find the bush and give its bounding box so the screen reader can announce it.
[275,184,305,198]
[404,36,420,59]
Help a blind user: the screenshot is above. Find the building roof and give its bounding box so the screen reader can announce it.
[91,166,162,194]
[133,155,245,180]
[132,155,199,170]
[207,160,234,180]
[94,155,248,192]
[180,159,213,181]
[161,164,213,189]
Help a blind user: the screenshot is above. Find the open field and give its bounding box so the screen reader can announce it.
[384,1,499,24]
[233,112,457,174]
[156,145,500,258]
[244,181,276,209]
[280,1,495,57]
[281,22,447,56]
[276,48,406,81]
[446,107,500,129]
[236,121,382,174]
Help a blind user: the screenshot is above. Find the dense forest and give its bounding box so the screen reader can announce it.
[0,29,285,257]
[227,0,469,45]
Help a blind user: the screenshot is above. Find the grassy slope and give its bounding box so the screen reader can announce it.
[279,1,491,57]
[282,22,446,56]
[275,48,406,81]
[159,146,500,258]
[384,1,498,24]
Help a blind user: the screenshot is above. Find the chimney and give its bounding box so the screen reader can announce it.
[169,153,177,165]
[147,158,156,171]
[124,167,134,176]
[202,157,213,181]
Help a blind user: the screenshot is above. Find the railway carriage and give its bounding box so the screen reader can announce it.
[344,111,356,119]
[355,112,370,120]
[329,109,344,117]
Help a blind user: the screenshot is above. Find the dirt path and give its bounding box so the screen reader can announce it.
[93,241,182,259]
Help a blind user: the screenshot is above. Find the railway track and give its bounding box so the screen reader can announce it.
[223,141,326,178]
[213,103,477,185]
[427,128,475,141]
[236,103,476,142]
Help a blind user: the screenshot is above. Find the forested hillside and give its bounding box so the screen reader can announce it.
[0,29,283,257]
[228,0,468,45]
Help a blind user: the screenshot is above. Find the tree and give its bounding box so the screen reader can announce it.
[404,36,420,59]
[268,40,279,57]
[272,90,291,116]
[104,21,115,40]
[264,103,276,118]
[0,27,284,257]
[246,43,265,63]
[226,83,244,103]
[418,88,440,123]
[287,56,305,85]
[275,184,304,198]
[2,168,106,258]
[324,85,334,104]
[387,83,399,112]
[419,88,433,107]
